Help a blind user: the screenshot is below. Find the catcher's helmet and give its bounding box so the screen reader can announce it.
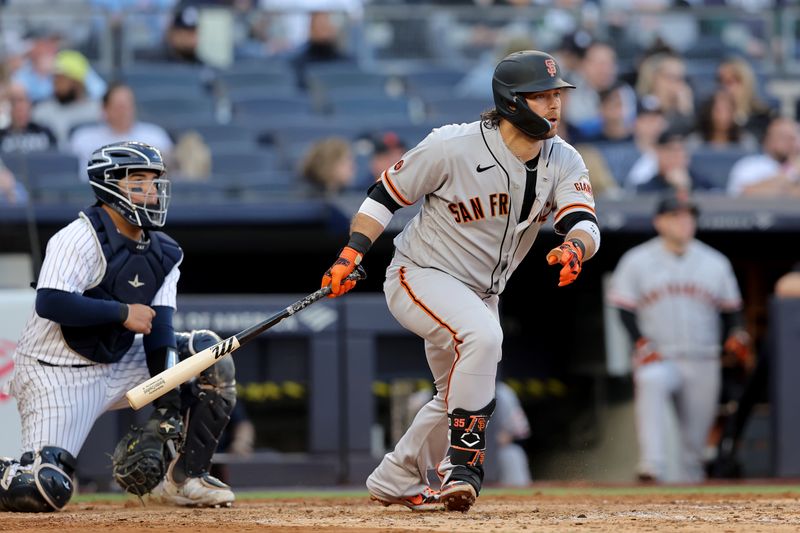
[88,141,170,229]
[492,50,576,137]
[176,329,223,357]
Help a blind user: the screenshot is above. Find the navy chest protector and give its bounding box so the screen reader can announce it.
[61,206,182,363]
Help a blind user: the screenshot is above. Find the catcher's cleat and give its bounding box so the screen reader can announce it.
[369,486,440,511]
[439,480,476,513]
[153,459,234,508]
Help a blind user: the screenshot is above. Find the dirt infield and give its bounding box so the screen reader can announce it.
[2,487,799,532]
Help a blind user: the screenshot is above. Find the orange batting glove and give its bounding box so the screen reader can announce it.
[633,337,662,367]
[723,329,753,370]
[546,239,584,287]
[322,246,362,298]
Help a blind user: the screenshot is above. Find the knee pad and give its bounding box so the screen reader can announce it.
[446,399,496,494]
[0,447,76,512]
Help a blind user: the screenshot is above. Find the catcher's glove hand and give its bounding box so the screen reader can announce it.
[111,412,183,496]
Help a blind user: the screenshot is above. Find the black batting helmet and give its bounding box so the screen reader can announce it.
[492,50,575,137]
[176,329,223,357]
[88,141,170,229]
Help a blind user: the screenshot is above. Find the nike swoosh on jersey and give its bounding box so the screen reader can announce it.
[476,164,496,173]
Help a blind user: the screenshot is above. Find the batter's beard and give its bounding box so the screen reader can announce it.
[524,126,557,141]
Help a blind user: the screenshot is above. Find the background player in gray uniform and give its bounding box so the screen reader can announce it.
[321,50,602,512]
[0,142,235,512]
[608,193,747,483]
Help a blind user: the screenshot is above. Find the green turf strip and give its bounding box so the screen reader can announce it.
[73,484,800,504]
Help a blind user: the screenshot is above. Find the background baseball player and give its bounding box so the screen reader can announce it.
[608,192,748,483]
[0,141,235,512]
[321,50,601,512]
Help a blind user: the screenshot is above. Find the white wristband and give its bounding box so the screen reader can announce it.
[358,197,394,228]
[570,220,600,258]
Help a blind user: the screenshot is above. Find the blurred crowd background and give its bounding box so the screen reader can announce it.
[1,0,800,489]
[0,0,799,205]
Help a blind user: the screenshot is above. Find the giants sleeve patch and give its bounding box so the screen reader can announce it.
[574,176,593,200]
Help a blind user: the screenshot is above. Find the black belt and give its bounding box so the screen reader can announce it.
[38,359,96,368]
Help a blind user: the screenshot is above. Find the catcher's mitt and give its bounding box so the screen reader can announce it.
[111,413,183,496]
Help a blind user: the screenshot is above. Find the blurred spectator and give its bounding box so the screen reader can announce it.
[171,131,212,181]
[0,160,28,205]
[10,30,60,103]
[31,50,101,149]
[636,53,694,130]
[70,82,173,177]
[290,11,352,90]
[0,83,57,154]
[365,131,406,183]
[577,81,635,144]
[300,136,355,196]
[11,30,106,104]
[626,97,669,190]
[727,117,800,198]
[686,89,757,152]
[565,41,621,136]
[455,34,536,100]
[716,57,774,143]
[636,128,714,194]
[138,4,203,64]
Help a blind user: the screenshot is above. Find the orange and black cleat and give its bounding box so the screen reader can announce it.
[369,486,440,511]
[439,480,477,513]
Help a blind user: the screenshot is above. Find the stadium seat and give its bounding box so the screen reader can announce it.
[231,95,315,119]
[211,149,284,177]
[594,142,642,184]
[3,152,81,187]
[689,147,754,191]
[424,96,493,123]
[329,97,411,121]
[171,124,257,148]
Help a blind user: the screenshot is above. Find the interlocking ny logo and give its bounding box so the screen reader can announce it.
[544,59,557,77]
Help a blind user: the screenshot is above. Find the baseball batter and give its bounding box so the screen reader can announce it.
[321,50,601,512]
[608,193,746,483]
[0,142,235,512]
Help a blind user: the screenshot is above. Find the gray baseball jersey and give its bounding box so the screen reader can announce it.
[608,237,742,358]
[367,120,595,500]
[381,121,596,295]
[608,237,741,482]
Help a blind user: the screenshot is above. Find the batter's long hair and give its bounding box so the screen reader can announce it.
[480,108,501,129]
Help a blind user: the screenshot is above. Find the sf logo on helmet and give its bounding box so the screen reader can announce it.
[545,59,557,77]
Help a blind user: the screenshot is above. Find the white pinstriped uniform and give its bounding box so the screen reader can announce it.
[608,238,742,482]
[8,213,180,456]
[367,121,596,499]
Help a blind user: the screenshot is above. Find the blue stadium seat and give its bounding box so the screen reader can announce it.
[211,149,284,177]
[308,70,391,94]
[329,97,411,120]
[424,96,493,122]
[172,124,257,148]
[3,152,81,186]
[689,147,754,191]
[218,71,297,94]
[121,64,207,92]
[594,142,642,184]
[170,181,230,203]
[231,95,315,119]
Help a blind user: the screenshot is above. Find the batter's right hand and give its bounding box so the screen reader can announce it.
[322,246,362,298]
[123,303,156,334]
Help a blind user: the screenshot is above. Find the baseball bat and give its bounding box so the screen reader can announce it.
[126,266,366,410]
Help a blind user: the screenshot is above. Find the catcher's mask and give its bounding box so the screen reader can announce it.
[88,141,170,229]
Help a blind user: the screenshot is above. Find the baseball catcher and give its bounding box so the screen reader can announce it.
[112,329,237,506]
